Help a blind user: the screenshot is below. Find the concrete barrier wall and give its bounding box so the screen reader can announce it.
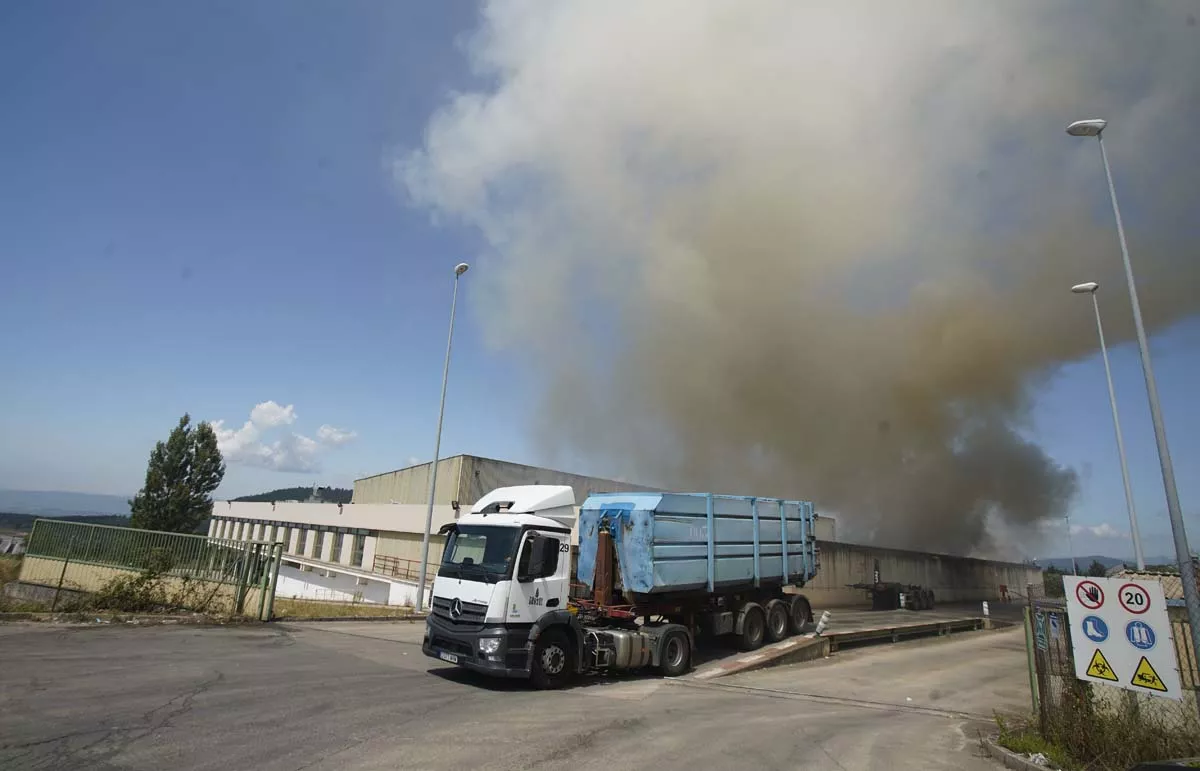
[798,540,1042,608]
[275,563,391,604]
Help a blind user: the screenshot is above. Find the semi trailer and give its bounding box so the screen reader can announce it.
[422,484,820,688]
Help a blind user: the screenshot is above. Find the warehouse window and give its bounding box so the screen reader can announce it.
[351,534,365,567]
[333,532,345,563]
[296,529,308,555]
[279,527,291,549]
[311,530,324,559]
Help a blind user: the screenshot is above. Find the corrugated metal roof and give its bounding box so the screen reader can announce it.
[1110,561,1199,604]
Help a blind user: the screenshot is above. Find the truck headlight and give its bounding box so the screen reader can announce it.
[478,637,502,655]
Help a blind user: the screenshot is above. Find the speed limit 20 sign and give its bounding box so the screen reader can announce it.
[1118,583,1150,615]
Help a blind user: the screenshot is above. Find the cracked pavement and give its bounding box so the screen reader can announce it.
[0,620,1027,770]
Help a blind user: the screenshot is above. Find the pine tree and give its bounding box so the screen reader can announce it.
[129,414,225,533]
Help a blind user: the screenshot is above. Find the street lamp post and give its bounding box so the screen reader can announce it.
[1070,281,1145,570]
[1067,118,1200,678]
[416,262,470,612]
[1065,513,1079,576]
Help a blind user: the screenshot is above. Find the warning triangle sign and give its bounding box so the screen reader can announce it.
[1130,656,1168,693]
[1085,648,1118,681]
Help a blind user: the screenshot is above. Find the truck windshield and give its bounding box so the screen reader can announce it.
[440,525,521,583]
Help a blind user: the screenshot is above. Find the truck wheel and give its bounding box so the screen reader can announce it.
[531,631,572,690]
[659,629,691,677]
[738,605,766,651]
[788,595,812,635]
[765,600,789,643]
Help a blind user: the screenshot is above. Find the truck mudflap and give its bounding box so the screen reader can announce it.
[422,615,534,679]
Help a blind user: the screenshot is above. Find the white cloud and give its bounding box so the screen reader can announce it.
[317,424,358,447]
[250,400,297,428]
[1070,523,1126,539]
[211,402,355,474]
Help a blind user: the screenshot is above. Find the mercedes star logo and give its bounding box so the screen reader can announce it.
[450,598,463,618]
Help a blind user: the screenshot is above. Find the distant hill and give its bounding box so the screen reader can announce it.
[0,489,130,518]
[0,511,131,534]
[1033,554,1195,573]
[1034,555,1130,573]
[231,486,352,504]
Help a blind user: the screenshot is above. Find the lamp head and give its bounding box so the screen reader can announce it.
[1071,282,1099,294]
[454,262,470,276]
[1066,119,1107,137]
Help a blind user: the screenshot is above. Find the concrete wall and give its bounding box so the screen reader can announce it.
[798,540,1042,608]
[352,454,662,506]
[210,500,458,533]
[353,456,466,506]
[374,531,444,566]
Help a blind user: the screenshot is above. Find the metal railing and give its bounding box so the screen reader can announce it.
[373,554,438,583]
[23,519,284,620]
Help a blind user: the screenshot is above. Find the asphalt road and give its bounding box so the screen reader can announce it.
[0,619,1029,771]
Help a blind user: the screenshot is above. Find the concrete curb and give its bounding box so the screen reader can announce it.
[276,614,426,623]
[691,634,831,680]
[981,738,1055,771]
[0,611,249,626]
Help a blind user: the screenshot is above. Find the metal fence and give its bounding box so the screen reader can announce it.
[1025,582,1200,769]
[373,554,438,584]
[22,519,283,620]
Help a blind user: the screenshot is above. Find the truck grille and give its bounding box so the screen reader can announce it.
[431,596,488,630]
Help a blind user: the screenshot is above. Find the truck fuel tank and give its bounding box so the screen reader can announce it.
[586,628,653,670]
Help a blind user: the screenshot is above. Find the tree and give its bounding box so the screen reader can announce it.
[1086,559,1109,577]
[1043,565,1065,598]
[130,414,225,533]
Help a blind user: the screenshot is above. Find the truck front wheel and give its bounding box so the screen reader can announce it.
[531,631,573,690]
[658,629,691,677]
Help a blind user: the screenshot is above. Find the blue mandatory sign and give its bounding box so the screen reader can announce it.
[1082,615,1109,643]
[1126,620,1156,650]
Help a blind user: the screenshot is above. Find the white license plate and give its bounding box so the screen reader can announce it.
[438,651,459,664]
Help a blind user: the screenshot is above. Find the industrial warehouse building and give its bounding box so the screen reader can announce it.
[208,454,1040,607]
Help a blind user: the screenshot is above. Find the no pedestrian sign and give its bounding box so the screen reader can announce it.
[1063,576,1181,700]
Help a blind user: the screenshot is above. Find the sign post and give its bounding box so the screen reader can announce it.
[1063,576,1181,700]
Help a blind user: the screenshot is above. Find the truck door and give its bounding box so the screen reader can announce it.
[508,530,570,625]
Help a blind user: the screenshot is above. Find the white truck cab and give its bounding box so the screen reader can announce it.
[422,485,577,686]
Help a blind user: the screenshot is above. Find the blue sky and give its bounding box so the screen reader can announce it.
[1,1,1197,561]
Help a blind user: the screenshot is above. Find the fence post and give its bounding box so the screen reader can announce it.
[256,543,272,621]
[235,541,253,615]
[1023,604,1040,716]
[263,543,283,621]
[50,536,77,612]
[1027,583,1050,736]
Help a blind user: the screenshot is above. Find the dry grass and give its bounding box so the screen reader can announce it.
[271,598,420,620]
[0,556,21,585]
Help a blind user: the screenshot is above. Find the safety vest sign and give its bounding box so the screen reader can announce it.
[1063,576,1181,701]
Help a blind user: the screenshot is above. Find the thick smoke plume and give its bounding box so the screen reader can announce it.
[402,1,1200,555]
